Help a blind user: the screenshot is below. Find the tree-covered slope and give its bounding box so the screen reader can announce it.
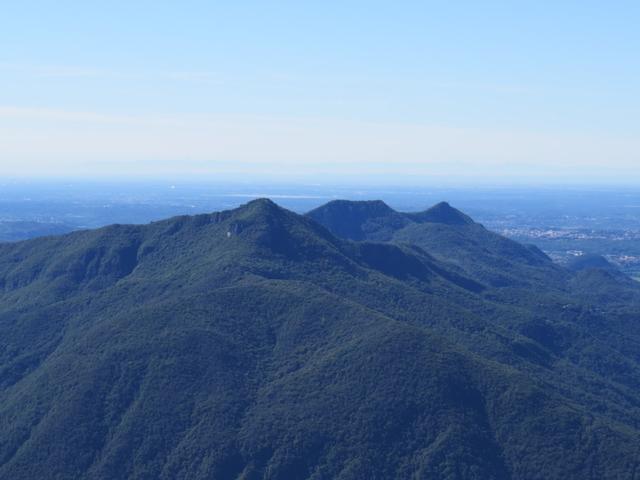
[305,199,411,242]
[0,199,639,479]
[308,200,559,288]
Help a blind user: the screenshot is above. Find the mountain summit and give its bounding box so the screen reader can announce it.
[0,200,639,479]
[407,201,475,225]
[308,200,555,287]
[306,199,410,241]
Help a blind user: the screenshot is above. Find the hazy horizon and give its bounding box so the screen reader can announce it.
[2,176,640,189]
[2,2,639,185]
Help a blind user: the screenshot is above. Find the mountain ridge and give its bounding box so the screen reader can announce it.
[307,199,560,288]
[0,199,639,479]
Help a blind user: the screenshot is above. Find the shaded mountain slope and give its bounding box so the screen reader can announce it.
[0,200,639,479]
[305,200,411,242]
[308,200,559,289]
[567,253,617,273]
[564,254,640,304]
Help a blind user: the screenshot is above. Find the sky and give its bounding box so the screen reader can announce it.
[1,1,639,185]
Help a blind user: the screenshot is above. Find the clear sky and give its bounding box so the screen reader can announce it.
[1,1,639,184]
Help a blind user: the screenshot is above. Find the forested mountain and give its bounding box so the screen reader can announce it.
[0,199,639,479]
[308,200,558,289]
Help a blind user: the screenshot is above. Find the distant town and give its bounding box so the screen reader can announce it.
[496,227,640,278]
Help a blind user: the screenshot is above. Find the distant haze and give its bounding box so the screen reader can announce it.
[1,2,639,184]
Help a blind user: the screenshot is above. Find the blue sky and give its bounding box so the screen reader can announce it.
[1,1,639,184]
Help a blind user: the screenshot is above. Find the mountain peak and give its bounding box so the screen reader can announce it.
[240,197,280,212]
[409,201,475,226]
[306,199,409,241]
[567,253,617,273]
[313,199,395,216]
[228,197,286,221]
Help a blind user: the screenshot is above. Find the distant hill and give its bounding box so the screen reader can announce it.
[405,201,475,225]
[566,253,617,272]
[0,221,75,242]
[0,199,639,479]
[305,199,411,241]
[308,200,557,289]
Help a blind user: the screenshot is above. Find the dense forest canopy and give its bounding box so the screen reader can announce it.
[0,199,638,479]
